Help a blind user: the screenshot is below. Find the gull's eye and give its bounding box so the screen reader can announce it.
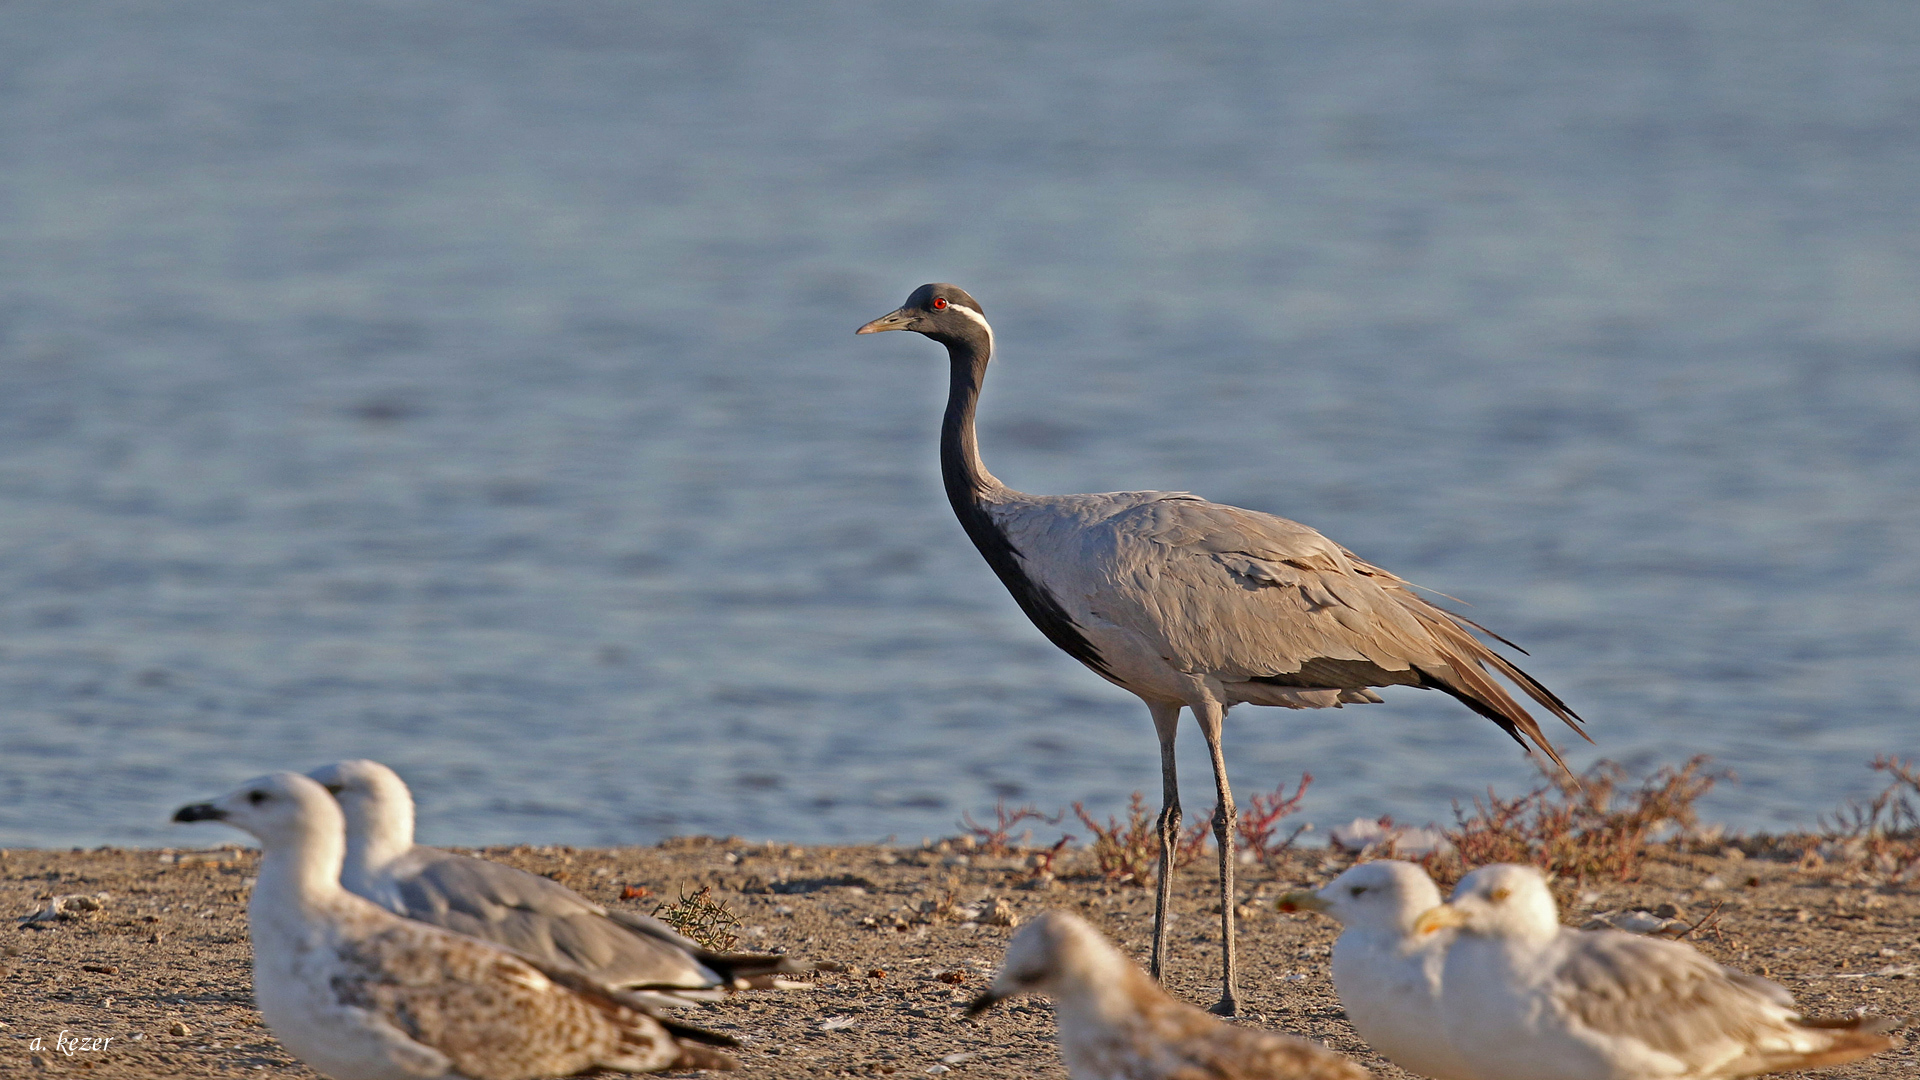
[1349,885,1367,897]
[248,790,268,805]
[1488,887,1511,902]
[931,297,949,310]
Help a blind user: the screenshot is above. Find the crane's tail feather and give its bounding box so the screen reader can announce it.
[1404,602,1588,771]
[1346,555,1581,760]
[1442,610,1531,655]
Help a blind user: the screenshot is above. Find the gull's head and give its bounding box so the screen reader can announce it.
[856,284,990,349]
[307,759,415,868]
[308,760,412,827]
[967,910,1119,1017]
[174,772,343,851]
[1413,863,1559,941]
[1281,860,1445,936]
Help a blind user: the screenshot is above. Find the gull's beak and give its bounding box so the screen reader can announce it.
[173,802,225,823]
[1412,903,1467,936]
[856,307,914,335]
[1277,891,1331,914]
[964,989,1004,1018]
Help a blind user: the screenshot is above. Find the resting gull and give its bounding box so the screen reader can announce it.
[175,772,738,1079]
[308,759,809,1004]
[1279,860,1474,1080]
[968,910,1370,1080]
[1414,863,1899,1080]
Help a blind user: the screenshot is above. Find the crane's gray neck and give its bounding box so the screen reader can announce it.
[938,325,1004,507]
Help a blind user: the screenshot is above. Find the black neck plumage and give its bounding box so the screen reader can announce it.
[937,330,1111,677]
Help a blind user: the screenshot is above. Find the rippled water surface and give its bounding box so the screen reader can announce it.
[3,1,1918,847]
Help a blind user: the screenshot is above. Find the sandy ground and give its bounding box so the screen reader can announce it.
[2,838,1915,1078]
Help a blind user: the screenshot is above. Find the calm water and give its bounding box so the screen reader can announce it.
[2,1,1917,848]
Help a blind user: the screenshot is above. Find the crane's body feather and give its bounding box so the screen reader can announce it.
[983,488,1579,758]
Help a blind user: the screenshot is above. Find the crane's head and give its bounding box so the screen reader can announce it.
[856,284,990,349]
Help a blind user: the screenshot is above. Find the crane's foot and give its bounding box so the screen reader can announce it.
[1207,993,1240,1018]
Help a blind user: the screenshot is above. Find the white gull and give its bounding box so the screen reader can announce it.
[968,910,1370,1080]
[1280,860,1474,1080]
[1415,863,1899,1080]
[307,759,808,1005]
[175,772,738,1079]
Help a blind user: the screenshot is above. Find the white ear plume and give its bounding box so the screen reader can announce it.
[947,300,994,354]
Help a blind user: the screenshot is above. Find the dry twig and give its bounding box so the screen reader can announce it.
[652,885,741,951]
[1424,755,1725,892]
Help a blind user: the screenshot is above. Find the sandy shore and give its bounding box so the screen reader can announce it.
[3,838,1914,1078]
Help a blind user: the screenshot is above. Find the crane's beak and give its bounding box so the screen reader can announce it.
[173,802,226,823]
[1411,903,1466,936]
[856,307,914,335]
[1276,891,1331,914]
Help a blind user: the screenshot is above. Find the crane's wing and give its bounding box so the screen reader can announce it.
[1073,496,1584,763]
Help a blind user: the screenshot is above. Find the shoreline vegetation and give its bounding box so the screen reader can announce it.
[4,757,1917,1078]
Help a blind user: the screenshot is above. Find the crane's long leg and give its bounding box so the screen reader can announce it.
[1194,698,1240,1016]
[1147,700,1183,983]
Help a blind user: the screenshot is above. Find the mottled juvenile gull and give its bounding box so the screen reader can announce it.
[175,772,738,1079]
[308,759,808,1004]
[1279,860,1473,1080]
[1415,863,1899,1080]
[968,910,1370,1080]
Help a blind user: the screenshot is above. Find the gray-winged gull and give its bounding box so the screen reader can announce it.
[1415,863,1899,1080]
[308,759,809,1004]
[174,772,737,1079]
[1279,860,1474,1080]
[967,910,1371,1080]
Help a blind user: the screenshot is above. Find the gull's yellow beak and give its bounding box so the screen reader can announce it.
[1276,891,1331,914]
[1412,903,1467,936]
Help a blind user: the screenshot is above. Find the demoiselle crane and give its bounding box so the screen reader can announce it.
[858,284,1584,1015]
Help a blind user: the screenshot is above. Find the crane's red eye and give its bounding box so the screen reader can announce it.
[931,297,949,310]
